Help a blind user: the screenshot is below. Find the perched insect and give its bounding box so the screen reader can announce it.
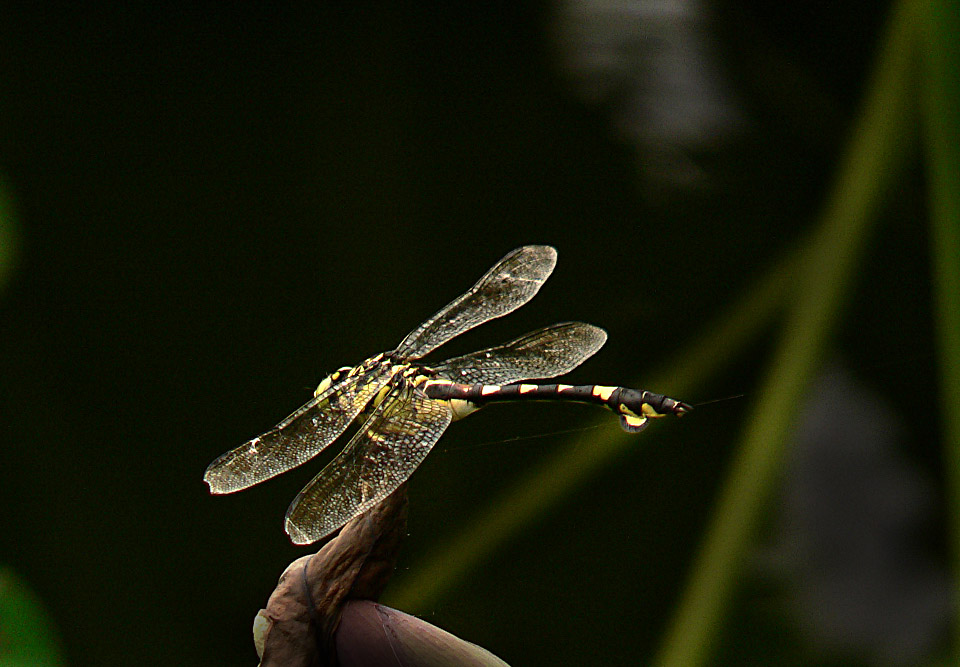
[204,246,690,544]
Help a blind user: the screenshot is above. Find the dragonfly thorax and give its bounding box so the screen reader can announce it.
[313,366,354,397]
[312,353,398,399]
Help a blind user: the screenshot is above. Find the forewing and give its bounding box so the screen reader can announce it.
[203,366,392,494]
[284,383,453,545]
[393,245,557,360]
[432,322,607,384]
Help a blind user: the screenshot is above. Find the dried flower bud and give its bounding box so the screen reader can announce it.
[336,600,509,667]
[254,486,508,665]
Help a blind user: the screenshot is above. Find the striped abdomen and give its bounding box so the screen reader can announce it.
[422,380,691,433]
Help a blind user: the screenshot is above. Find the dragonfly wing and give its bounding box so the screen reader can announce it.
[203,366,392,494]
[284,383,453,545]
[433,322,607,384]
[393,245,557,360]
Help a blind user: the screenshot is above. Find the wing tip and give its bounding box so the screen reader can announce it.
[520,243,557,255]
[590,325,608,350]
[534,244,558,270]
[203,474,232,495]
[513,244,558,274]
[284,517,321,546]
[203,463,247,495]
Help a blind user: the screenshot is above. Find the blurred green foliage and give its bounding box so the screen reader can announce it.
[921,0,960,651]
[0,567,63,667]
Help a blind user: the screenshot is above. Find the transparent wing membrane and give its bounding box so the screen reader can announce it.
[433,322,608,385]
[203,366,392,494]
[284,383,453,544]
[393,245,557,360]
[202,245,685,546]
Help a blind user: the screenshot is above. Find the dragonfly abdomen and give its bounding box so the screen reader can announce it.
[422,380,690,432]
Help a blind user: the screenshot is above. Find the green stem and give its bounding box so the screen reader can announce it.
[0,176,19,294]
[919,0,960,653]
[652,2,918,666]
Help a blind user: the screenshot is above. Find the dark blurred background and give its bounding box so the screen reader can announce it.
[0,2,951,665]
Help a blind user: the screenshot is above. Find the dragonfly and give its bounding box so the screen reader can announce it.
[204,246,690,544]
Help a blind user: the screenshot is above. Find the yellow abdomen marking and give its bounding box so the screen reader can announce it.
[449,398,479,420]
[371,384,392,408]
[592,385,615,401]
[641,403,666,418]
